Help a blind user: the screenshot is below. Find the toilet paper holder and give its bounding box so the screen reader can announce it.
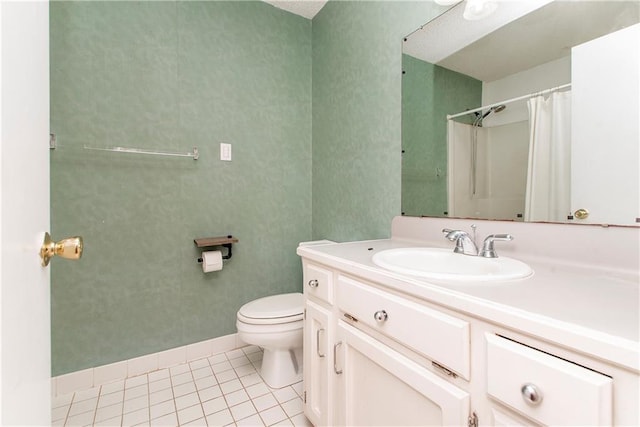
[194,235,238,262]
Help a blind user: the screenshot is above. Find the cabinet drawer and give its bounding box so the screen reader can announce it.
[486,334,612,426]
[336,275,470,379]
[303,262,333,304]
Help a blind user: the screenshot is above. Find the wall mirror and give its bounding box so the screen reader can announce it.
[401,0,639,226]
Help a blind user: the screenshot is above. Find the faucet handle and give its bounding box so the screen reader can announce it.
[442,229,478,255]
[480,234,513,258]
[442,229,467,240]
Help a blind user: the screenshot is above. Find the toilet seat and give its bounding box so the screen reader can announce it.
[237,293,303,325]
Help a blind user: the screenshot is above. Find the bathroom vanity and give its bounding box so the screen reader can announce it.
[297,216,639,426]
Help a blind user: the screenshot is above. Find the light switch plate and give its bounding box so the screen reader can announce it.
[220,143,232,161]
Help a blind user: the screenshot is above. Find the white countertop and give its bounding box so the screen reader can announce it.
[297,238,640,373]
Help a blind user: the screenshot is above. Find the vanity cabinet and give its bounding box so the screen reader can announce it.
[300,257,638,427]
[303,260,472,426]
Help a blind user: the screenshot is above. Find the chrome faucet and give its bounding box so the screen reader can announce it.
[479,234,513,258]
[442,229,478,256]
[443,229,514,258]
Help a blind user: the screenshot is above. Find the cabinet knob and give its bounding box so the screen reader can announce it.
[308,279,319,288]
[521,383,543,406]
[373,310,388,323]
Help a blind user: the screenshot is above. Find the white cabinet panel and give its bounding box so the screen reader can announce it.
[492,407,535,426]
[335,321,469,427]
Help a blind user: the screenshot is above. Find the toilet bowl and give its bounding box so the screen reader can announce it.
[236,292,304,389]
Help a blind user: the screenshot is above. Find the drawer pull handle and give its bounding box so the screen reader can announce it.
[333,342,343,375]
[316,328,325,358]
[373,310,388,323]
[521,383,543,406]
[308,279,319,288]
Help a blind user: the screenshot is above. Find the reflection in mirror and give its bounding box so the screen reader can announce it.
[401,0,640,226]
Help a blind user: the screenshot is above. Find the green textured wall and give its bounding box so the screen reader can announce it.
[311,1,445,241]
[401,54,482,217]
[50,1,312,376]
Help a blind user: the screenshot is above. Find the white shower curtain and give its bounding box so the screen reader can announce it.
[524,91,572,222]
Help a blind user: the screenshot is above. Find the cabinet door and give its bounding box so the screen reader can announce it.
[334,321,469,426]
[304,300,333,426]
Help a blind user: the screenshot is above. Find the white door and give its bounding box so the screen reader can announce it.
[571,24,640,225]
[334,321,470,426]
[0,1,51,425]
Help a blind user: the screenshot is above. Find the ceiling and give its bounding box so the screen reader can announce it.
[262,0,328,19]
[265,1,640,81]
[404,0,640,82]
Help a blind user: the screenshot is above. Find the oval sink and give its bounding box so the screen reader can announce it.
[372,248,533,282]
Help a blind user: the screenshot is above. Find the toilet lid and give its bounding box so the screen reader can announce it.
[238,293,303,320]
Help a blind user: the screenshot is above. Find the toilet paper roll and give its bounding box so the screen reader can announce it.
[201,250,223,273]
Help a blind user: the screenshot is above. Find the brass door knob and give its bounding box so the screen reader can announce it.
[574,208,589,220]
[40,232,83,266]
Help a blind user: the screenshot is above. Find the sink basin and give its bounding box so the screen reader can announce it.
[371,248,533,282]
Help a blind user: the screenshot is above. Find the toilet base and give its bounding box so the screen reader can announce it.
[259,347,302,389]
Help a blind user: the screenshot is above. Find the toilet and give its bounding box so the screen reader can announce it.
[236,292,304,389]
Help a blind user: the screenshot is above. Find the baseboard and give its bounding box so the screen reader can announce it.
[52,333,245,397]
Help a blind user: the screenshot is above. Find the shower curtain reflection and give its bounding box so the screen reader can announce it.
[524,91,572,222]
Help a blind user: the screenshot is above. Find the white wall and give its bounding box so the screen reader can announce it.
[482,56,570,128]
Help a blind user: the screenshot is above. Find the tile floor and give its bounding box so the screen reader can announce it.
[52,346,312,427]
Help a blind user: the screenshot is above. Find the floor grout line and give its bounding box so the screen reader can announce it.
[56,346,309,427]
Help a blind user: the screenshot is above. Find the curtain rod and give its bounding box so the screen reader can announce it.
[446,83,572,120]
